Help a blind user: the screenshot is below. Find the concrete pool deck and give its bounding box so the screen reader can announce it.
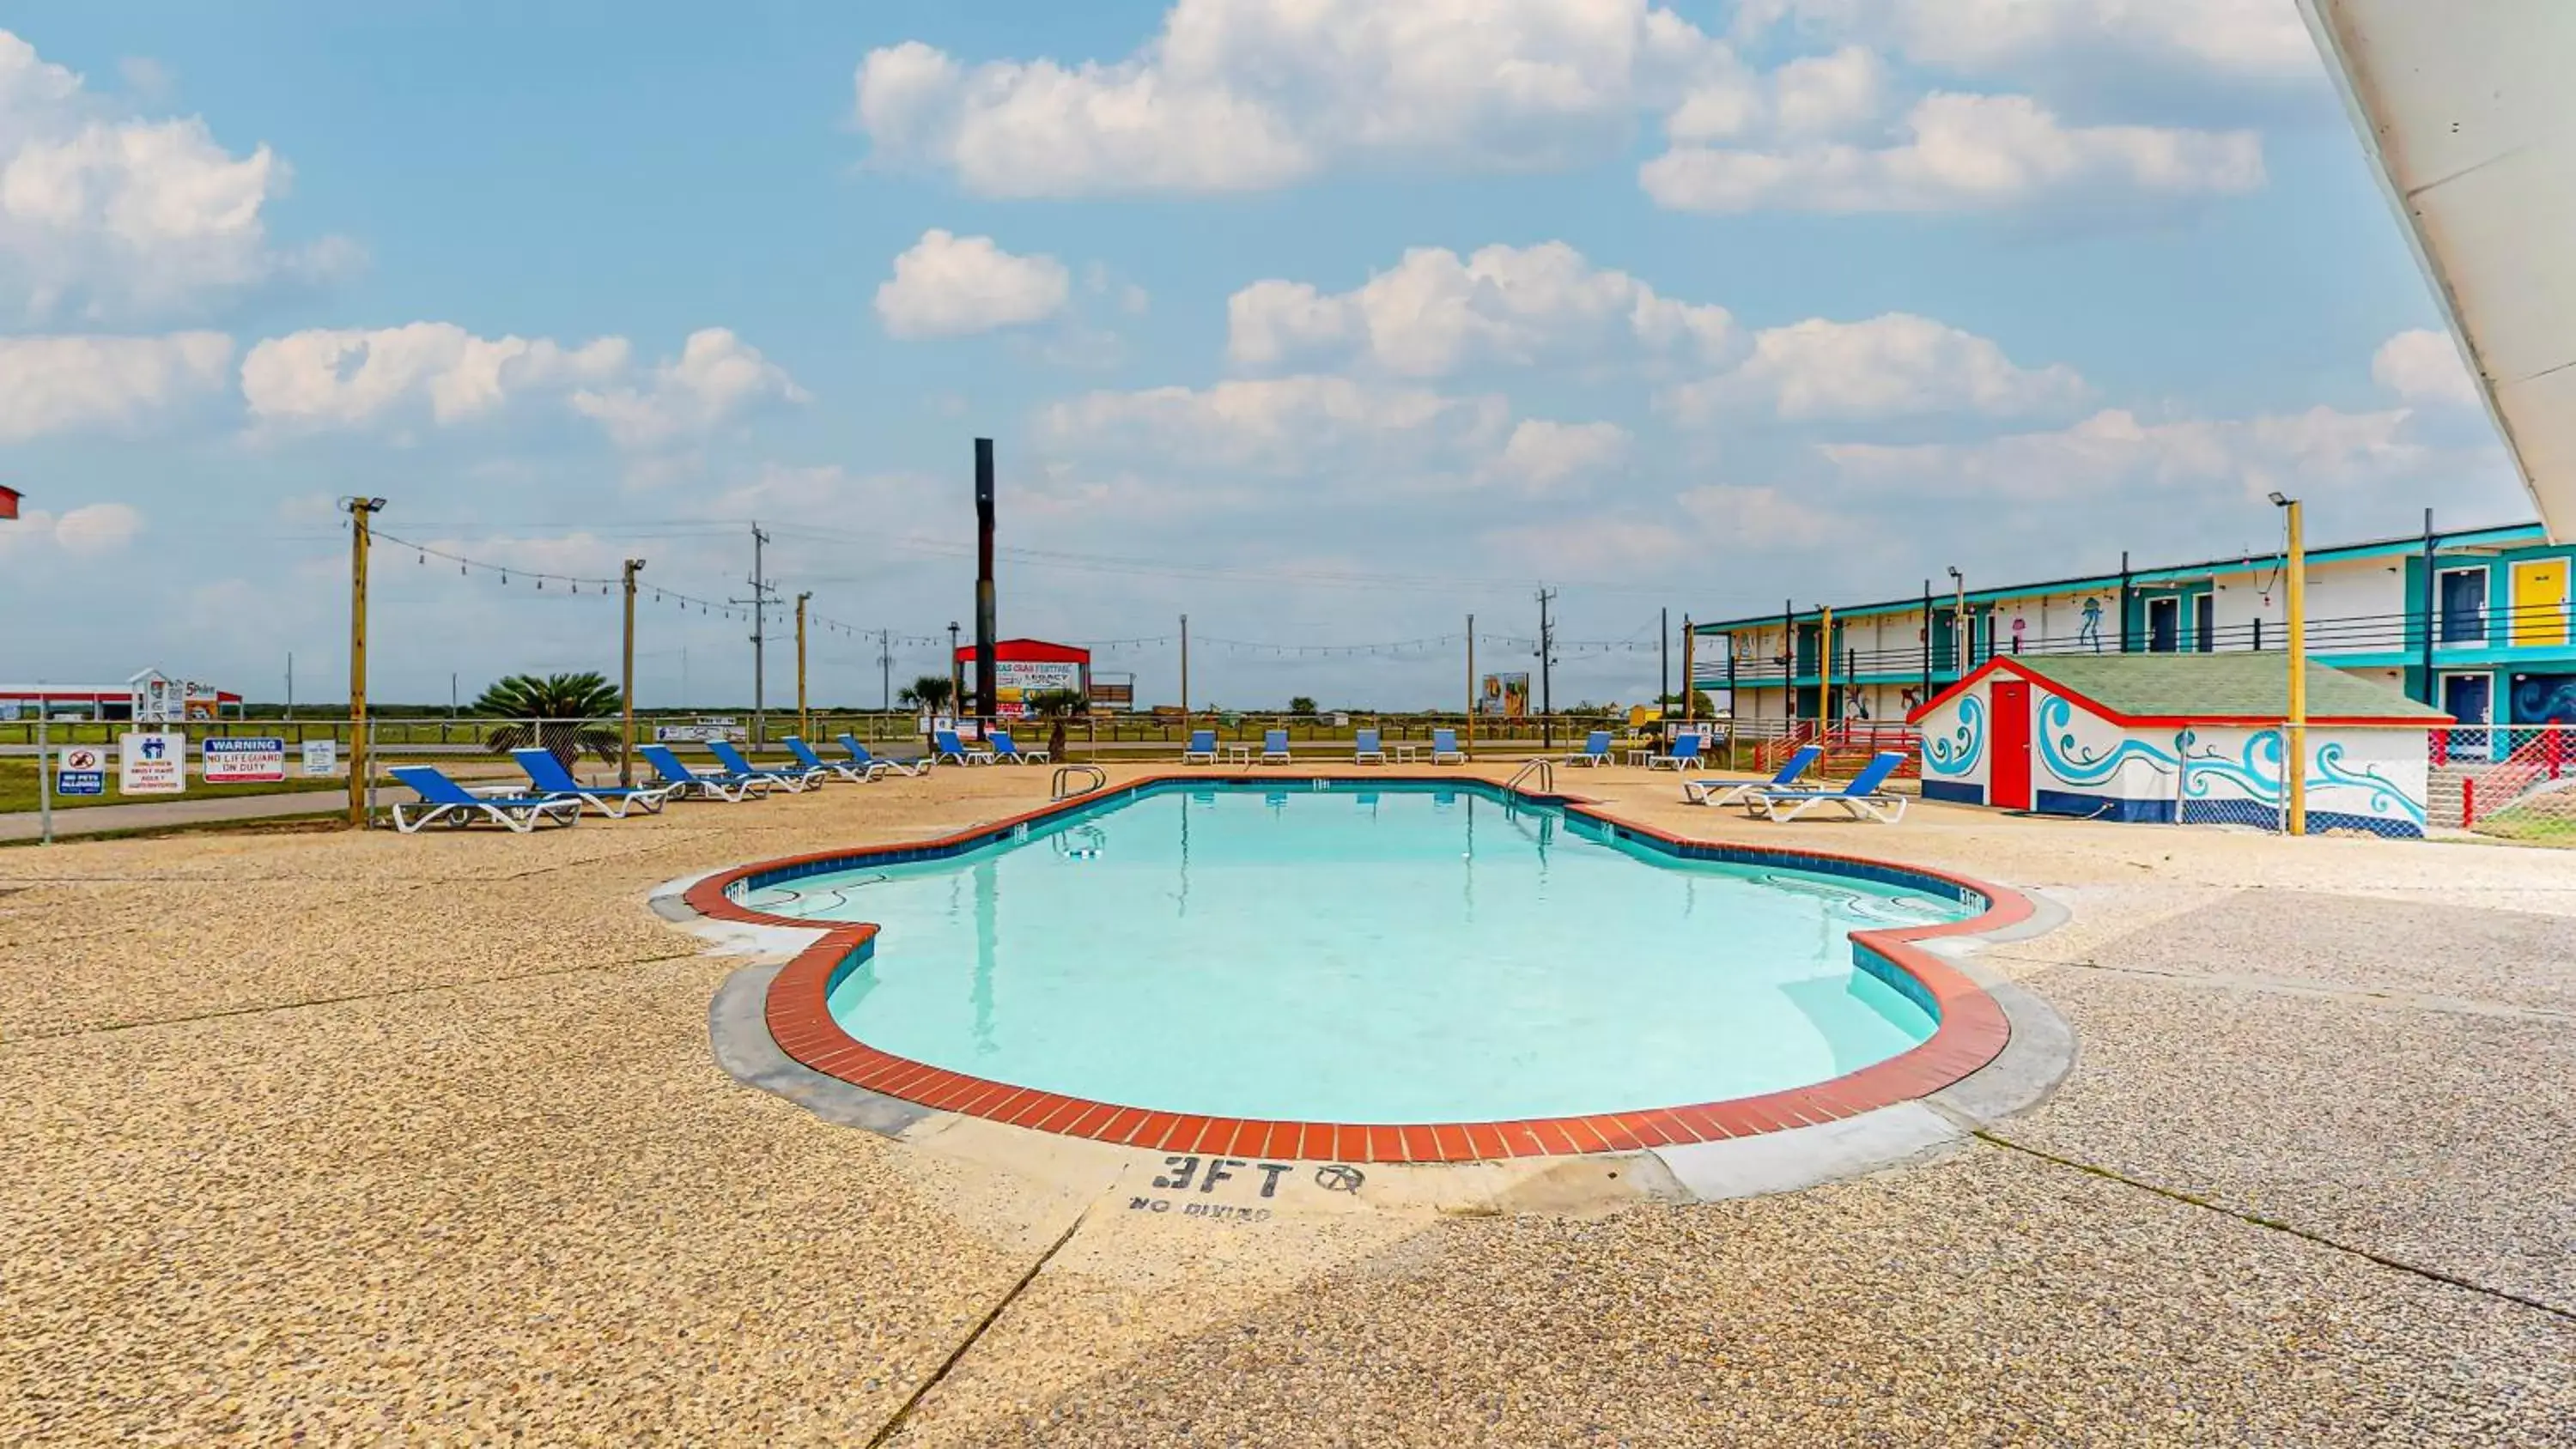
[2,762,2570,1444]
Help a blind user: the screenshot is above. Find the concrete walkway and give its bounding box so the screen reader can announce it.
[0,789,366,841]
[2,767,2567,1445]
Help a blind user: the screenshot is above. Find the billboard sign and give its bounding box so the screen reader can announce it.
[57,745,106,797]
[1479,672,1531,718]
[118,731,186,795]
[993,659,1084,718]
[204,737,287,784]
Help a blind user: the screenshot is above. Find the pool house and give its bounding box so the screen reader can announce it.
[1905,654,2448,836]
[1697,520,2576,743]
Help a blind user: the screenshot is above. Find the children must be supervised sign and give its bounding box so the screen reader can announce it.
[117,732,187,795]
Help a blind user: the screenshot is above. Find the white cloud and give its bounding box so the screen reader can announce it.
[1228,241,1734,377]
[1668,44,1883,144]
[1643,91,2263,213]
[569,328,807,450]
[52,500,143,555]
[1490,419,1632,494]
[876,228,1072,339]
[854,0,1733,197]
[1815,405,2427,501]
[241,322,629,428]
[2372,328,2480,409]
[1664,312,2086,421]
[1737,0,2319,83]
[1038,373,1509,474]
[0,330,230,440]
[0,29,347,319]
[0,500,145,558]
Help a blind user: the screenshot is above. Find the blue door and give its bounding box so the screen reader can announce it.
[2443,674,2493,761]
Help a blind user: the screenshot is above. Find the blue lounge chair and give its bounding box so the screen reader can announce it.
[640,743,772,802]
[1643,732,1704,772]
[1181,729,1217,765]
[389,764,582,833]
[836,733,925,779]
[933,728,993,766]
[1431,728,1465,765]
[990,728,1049,764]
[708,738,812,791]
[1261,728,1291,764]
[785,737,868,783]
[1566,730,1613,767]
[509,748,670,818]
[1747,750,1910,823]
[1684,743,1822,806]
[1353,728,1386,764]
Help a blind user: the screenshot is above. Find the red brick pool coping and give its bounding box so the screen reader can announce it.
[684,773,2031,1164]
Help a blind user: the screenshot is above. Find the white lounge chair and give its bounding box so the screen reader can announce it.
[1430,728,1466,765]
[1181,729,1218,765]
[933,728,995,766]
[1260,728,1291,764]
[1747,751,1910,823]
[990,728,1050,764]
[390,765,582,833]
[708,739,813,791]
[509,748,670,818]
[1643,733,1705,771]
[1353,728,1386,764]
[836,734,925,779]
[641,744,773,802]
[1565,730,1613,767]
[1683,744,1823,806]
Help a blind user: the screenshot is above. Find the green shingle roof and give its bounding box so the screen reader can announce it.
[2001,654,2449,721]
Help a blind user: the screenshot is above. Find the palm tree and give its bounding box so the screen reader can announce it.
[1022,687,1089,763]
[896,674,955,714]
[471,671,623,770]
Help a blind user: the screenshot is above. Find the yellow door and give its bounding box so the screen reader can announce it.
[2511,560,2570,646]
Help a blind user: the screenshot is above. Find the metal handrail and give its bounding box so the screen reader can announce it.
[1505,758,1554,795]
[1051,764,1108,801]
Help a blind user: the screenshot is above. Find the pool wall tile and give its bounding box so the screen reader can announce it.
[696,770,2031,1165]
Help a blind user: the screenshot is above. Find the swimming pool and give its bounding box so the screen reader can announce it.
[727,780,1994,1134]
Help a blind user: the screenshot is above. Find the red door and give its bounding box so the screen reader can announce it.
[1989,680,2032,810]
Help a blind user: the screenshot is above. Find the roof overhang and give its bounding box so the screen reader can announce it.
[2300,0,2576,540]
[1905,656,2451,730]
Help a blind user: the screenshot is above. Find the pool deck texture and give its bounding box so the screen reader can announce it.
[3,761,2572,1444]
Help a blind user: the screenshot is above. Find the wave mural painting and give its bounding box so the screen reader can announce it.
[1909,656,2441,836]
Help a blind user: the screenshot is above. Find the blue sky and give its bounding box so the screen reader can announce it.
[0,1,2529,709]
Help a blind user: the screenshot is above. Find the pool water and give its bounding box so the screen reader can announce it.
[744,783,1972,1123]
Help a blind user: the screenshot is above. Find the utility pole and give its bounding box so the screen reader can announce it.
[1659,606,1669,716]
[1464,614,1475,750]
[731,523,775,745]
[795,591,812,742]
[286,652,295,720]
[1534,588,1558,749]
[1178,614,1190,721]
[878,628,892,715]
[622,559,645,787]
[2275,493,2308,836]
[343,496,386,828]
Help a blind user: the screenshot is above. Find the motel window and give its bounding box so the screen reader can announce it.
[2439,567,2488,644]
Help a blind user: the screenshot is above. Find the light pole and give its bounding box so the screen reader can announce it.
[2270,492,2307,836]
[622,559,645,787]
[1946,566,1965,676]
[1,487,43,845]
[947,620,963,723]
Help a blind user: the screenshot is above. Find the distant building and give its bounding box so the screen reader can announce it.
[1696,521,2576,742]
[951,639,1091,718]
[0,670,242,722]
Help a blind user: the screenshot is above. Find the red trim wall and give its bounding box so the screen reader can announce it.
[687,773,2031,1165]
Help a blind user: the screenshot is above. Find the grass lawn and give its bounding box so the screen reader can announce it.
[2473,803,2576,847]
[0,761,349,814]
